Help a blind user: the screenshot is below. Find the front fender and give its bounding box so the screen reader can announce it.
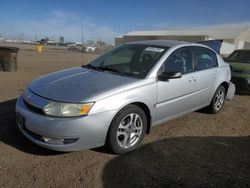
[89,81,157,122]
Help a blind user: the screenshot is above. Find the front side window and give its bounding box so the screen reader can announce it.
[162,47,194,74]
[88,44,168,79]
[195,47,218,70]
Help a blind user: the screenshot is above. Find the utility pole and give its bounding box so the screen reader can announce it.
[81,18,84,66]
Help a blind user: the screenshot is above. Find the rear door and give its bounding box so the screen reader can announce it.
[192,46,219,106]
[156,47,198,122]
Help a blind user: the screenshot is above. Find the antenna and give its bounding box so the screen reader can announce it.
[81,18,84,66]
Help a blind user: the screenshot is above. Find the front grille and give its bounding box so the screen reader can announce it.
[23,98,44,115]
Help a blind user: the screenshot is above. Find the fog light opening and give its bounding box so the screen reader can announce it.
[42,136,78,145]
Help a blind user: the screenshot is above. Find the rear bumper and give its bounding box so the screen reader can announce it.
[16,95,116,151]
[226,82,235,101]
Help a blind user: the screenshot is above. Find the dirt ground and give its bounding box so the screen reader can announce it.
[0,43,250,188]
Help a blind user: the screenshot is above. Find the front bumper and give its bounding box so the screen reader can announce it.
[16,95,116,151]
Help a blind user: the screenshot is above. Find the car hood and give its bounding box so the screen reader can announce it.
[28,67,138,102]
[228,62,250,70]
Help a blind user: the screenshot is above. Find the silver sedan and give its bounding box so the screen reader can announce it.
[16,40,235,154]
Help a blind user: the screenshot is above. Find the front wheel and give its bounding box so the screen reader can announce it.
[209,85,226,114]
[107,105,147,154]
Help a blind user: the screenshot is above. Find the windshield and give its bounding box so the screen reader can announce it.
[86,44,168,79]
[226,51,250,63]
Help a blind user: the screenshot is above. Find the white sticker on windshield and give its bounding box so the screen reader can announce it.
[145,47,164,53]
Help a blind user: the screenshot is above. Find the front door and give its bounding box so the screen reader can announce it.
[156,47,197,122]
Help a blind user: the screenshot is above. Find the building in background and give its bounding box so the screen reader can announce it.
[116,27,250,55]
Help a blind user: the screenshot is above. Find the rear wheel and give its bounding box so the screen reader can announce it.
[209,85,226,114]
[107,105,147,154]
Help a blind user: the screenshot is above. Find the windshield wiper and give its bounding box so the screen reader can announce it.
[83,65,136,77]
[98,66,133,77]
[82,64,102,71]
[99,66,120,72]
[83,64,123,74]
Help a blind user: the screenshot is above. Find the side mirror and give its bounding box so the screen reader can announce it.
[158,71,182,81]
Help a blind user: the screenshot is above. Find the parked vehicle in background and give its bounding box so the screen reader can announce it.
[16,40,235,154]
[225,49,250,93]
[85,45,97,52]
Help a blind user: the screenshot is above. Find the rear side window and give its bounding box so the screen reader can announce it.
[194,47,218,70]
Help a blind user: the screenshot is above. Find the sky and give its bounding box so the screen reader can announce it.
[0,0,250,43]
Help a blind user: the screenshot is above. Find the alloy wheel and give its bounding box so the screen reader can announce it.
[214,89,225,111]
[116,113,143,149]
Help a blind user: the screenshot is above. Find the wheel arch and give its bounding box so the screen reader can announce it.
[130,102,151,134]
[105,101,152,147]
[109,102,152,135]
[220,81,229,94]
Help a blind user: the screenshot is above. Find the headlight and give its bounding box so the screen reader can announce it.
[43,102,94,117]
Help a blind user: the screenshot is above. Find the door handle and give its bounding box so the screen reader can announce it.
[188,77,196,82]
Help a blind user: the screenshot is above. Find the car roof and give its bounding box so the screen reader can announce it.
[126,40,188,48]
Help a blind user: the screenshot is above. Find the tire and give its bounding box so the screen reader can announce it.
[107,105,147,154]
[209,85,226,114]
